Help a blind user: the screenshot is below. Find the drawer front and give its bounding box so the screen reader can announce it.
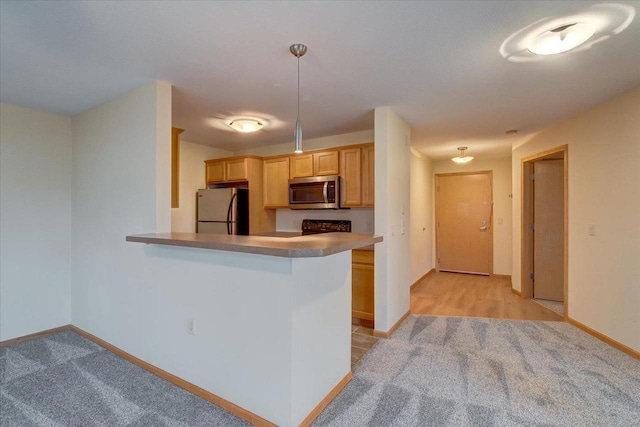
[352,249,374,265]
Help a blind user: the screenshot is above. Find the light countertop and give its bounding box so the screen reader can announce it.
[126,232,382,258]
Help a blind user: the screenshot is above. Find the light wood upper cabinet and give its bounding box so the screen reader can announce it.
[289,154,314,179]
[361,144,375,207]
[313,150,339,176]
[171,127,184,208]
[205,160,226,183]
[340,148,362,207]
[225,157,248,181]
[205,157,251,184]
[290,150,339,179]
[263,157,290,209]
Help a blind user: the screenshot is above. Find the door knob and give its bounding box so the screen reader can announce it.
[480,220,487,231]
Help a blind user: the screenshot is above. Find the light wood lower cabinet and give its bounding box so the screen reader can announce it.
[352,249,374,322]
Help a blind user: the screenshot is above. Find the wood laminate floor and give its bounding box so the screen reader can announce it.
[411,272,563,321]
[351,271,563,367]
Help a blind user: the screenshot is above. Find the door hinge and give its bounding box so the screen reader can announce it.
[530,173,535,181]
[530,273,534,280]
[530,223,535,231]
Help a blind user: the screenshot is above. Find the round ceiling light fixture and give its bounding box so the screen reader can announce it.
[227,118,264,133]
[451,147,474,164]
[499,3,636,63]
[528,22,595,55]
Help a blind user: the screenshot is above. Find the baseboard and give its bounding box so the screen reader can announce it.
[567,317,640,361]
[0,324,71,349]
[299,371,353,427]
[373,309,410,338]
[69,326,277,427]
[493,274,512,279]
[410,268,435,290]
[511,288,522,297]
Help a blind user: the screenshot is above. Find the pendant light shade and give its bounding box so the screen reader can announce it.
[294,117,303,153]
[452,147,474,164]
[290,43,307,153]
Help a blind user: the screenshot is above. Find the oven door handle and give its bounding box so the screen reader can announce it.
[323,181,329,203]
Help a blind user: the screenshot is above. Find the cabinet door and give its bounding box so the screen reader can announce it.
[361,144,375,206]
[263,157,290,208]
[314,150,339,176]
[352,249,374,321]
[340,148,362,207]
[206,160,225,184]
[226,158,248,181]
[290,154,314,179]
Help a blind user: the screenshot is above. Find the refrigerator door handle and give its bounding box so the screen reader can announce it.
[227,192,237,235]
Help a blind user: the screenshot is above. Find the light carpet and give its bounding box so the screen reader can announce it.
[0,331,250,426]
[313,315,640,427]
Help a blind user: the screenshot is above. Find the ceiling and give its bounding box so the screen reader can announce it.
[1,1,639,160]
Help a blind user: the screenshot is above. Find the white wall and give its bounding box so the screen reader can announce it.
[71,81,170,339]
[410,149,434,284]
[171,141,232,232]
[0,103,72,341]
[512,86,640,352]
[433,156,512,276]
[374,107,411,332]
[69,81,354,424]
[233,129,374,157]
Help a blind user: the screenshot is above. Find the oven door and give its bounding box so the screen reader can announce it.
[289,175,339,209]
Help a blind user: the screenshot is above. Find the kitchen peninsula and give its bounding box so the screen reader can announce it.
[126,231,381,426]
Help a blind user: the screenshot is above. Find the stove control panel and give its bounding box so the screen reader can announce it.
[301,219,352,234]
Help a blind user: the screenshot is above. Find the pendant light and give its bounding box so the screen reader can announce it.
[290,43,307,153]
[452,146,474,164]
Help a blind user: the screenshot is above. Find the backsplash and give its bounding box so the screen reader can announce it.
[276,208,374,233]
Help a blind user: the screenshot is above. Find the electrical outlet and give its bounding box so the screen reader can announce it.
[187,318,196,335]
[588,224,596,236]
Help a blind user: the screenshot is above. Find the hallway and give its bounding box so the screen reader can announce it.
[411,272,563,321]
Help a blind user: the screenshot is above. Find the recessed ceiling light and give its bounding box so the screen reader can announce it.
[228,119,263,133]
[528,22,595,55]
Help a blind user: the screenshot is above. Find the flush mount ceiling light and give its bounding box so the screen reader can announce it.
[227,118,263,133]
[528,22,595,55]
[506,129,518,136]
[290,43,307,154]
[500,3,635,62]
[452,147,474,164]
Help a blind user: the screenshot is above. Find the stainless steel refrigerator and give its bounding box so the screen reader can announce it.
[197,188,249,235]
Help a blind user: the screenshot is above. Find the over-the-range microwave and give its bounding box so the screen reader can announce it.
[288,175,342,209]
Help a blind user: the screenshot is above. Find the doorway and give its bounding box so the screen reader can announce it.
[436,171,493,275]
[521,146,568,317]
